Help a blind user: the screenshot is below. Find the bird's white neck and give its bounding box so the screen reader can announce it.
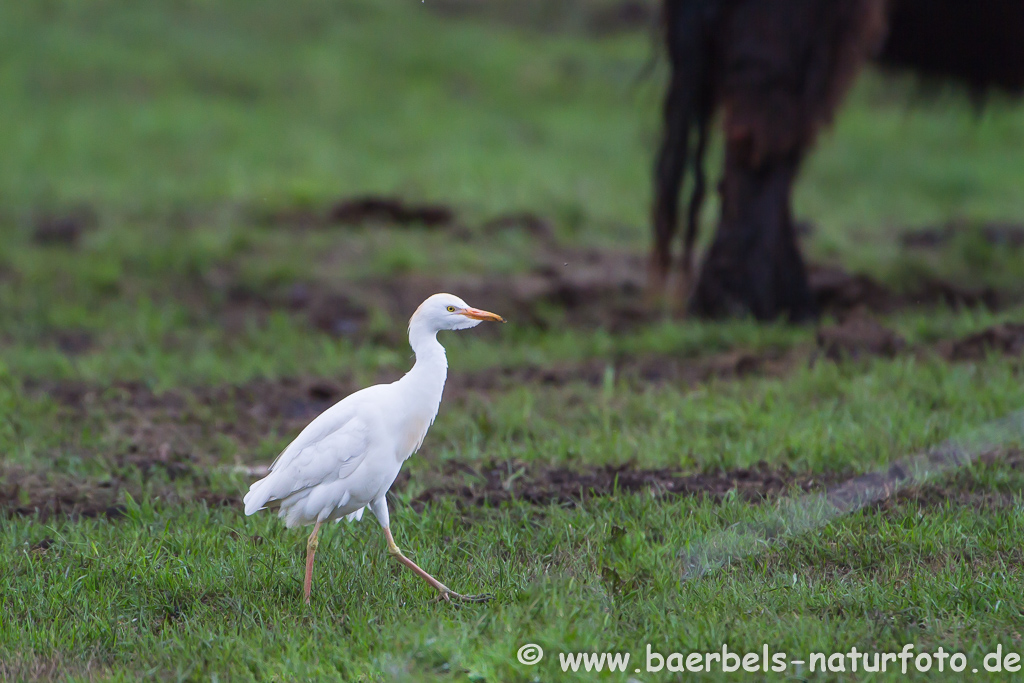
[383,321,448,461]
[401,319,449,397]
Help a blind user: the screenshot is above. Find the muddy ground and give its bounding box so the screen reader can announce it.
[26,197,1022,345]
[403,459,835,512]
[202,247,1019,344]
[12,199,1024,519]
[5,319,1023,520]
[5,443,1020,522]
[406,447,1024,515]
[204,244,652,339]
[900,221,1024,250]
[141,197,1011,340]
[223,198,1024,340]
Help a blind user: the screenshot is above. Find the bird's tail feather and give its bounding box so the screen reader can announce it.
[243,476,275,516]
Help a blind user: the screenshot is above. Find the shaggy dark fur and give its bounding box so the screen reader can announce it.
[652,0,1024,321]
[878,0,1024,98]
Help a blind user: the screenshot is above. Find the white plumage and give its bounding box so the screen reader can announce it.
[243,293,503,603]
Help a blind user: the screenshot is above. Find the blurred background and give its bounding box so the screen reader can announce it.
[1,0,1022,389]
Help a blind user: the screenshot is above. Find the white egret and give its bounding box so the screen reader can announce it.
[243,293,504,603]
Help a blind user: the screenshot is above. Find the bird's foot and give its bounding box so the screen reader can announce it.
[431,587,493,605]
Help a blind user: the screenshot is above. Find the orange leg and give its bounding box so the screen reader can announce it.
[303,519,322,604]
[382,527,490,604]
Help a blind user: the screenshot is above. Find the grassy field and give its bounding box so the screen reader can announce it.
[2,1,1024,680]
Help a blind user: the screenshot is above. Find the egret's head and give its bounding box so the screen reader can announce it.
[411,293,505,333]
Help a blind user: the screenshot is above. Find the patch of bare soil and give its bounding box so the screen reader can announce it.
[192,194,1023,338]
[0,419,242,518]
[0,465,128,520]
[4,377,371,520]
[816,310,906,361]
[451,348,796,395]
[31,206,96,247]
[937,322,1024,361]
[327,196,455,228]
[261,195,456,230]
[198,276,374,340]
[807,264,1012,315]
[217,199,665,335]
[814,312,1024,365]
[36,376,361,449]
[197,249,1018,344]
[0,464,238,520]
[901,221,1024,249]
[402,460,830,511]
[200,247,653,338]
[283,286,372,338]
[0,459,822,520]
[396,247,652,331]
[51,330,95,355]
[808,265,895,313]
[905,277,1006,311]
[260,196,559,243]
[405,448,1024,512]
[480,211,555,242]
[7,445,1021,520]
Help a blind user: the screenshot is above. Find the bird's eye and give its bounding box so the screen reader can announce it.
[446,306,456,312]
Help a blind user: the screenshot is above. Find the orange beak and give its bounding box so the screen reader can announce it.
[460,307,505,323]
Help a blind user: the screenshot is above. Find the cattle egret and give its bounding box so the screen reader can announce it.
[243,293,504,603]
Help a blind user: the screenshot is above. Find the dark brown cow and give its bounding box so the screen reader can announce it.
[651,0,1024,321]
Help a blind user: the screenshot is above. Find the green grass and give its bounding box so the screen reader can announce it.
[4,487,1024,681]
[2,0,1024,680]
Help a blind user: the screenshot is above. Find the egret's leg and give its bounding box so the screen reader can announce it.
[369,497,489,603]
[382,527,490,603]
[303,519,322,604]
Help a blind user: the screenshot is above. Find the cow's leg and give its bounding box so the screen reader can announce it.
[649,71,693,308]
[689,140,816,322]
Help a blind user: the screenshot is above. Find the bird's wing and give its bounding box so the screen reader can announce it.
[277,414,371,486]
[244,409,373,513]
